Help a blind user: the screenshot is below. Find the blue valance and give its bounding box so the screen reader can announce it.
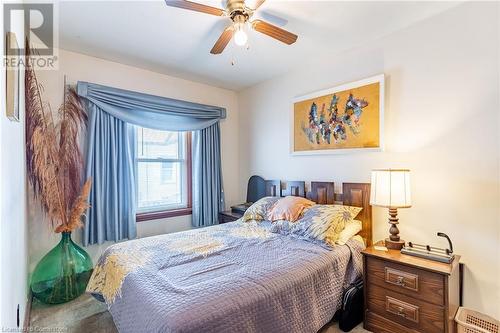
[77,82,226,131]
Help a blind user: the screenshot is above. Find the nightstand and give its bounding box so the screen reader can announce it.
[218,210,243,224]
[362,243,460,333]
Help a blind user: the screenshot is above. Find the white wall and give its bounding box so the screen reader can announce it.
[30,49,240,266]
[0,7,29,330]
[238,2,500,318]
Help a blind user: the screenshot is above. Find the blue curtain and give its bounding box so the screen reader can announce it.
[77,82,226,245]
[192,123,225,227]
[83,103,136,246]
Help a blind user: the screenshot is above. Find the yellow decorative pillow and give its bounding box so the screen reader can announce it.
[269,204,362,247]
[242,196,280,222]
[323,205,363,245]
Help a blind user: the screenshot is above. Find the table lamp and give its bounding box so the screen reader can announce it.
[370,169,411,250]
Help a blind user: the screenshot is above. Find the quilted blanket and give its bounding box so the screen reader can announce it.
[87,220,364,333]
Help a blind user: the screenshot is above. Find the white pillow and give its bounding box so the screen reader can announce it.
[335,220,362,245]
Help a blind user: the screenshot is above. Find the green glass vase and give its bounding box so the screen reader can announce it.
[31,232,93,304]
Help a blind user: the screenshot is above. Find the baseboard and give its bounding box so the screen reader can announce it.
[23,291,33,331]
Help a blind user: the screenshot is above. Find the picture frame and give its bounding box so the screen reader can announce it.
[5,32,20,122]
[290,74,384,155]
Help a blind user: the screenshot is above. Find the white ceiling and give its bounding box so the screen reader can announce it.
[59,1,460,91]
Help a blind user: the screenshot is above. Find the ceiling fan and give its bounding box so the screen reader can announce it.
[165,0,298,54]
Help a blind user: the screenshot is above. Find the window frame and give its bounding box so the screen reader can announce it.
[136,131,192,222]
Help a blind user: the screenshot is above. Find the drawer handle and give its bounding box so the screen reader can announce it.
[386,296,419,324]
[384,267,419,292]
[396,276,405,286]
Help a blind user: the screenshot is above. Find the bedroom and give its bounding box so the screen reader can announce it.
[0,0,499,332]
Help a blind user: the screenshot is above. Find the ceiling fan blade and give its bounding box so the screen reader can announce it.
[251,20,298,45]
[210,26,234,54]
[165,0,225,16]
[248,0,266,10]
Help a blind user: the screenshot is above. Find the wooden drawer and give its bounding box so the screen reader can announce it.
[366,257,445,305]
[365,310,420,333]
[367,284,445,333]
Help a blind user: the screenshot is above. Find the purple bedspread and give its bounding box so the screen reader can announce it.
[87,221,364,333]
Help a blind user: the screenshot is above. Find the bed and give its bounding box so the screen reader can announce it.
[87,181,372,333]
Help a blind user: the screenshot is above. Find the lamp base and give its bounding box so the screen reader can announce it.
[385,238,405,250]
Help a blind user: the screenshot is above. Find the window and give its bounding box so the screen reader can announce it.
[136,127,192,221]
[160,163,175,184]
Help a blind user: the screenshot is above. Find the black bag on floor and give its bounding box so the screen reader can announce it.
[339,278,364,332]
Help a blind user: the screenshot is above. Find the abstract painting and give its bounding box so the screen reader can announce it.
[291,75,384,155]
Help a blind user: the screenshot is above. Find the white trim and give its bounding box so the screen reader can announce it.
[290,74,385,156]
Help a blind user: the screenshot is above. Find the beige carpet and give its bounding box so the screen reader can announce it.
[30,294,370,333]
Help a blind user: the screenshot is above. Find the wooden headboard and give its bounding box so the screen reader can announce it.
[265,180,372,246]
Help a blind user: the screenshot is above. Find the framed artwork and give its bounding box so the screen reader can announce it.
[6,32,20,122]
[291,74,384,155]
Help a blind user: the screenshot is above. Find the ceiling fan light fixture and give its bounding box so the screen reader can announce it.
[166,0,298,55]
[233,22,248,46]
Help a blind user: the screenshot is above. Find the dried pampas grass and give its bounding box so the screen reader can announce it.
[25,39,91,233]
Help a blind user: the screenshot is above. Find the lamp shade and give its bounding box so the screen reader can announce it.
[370,169,412,208]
